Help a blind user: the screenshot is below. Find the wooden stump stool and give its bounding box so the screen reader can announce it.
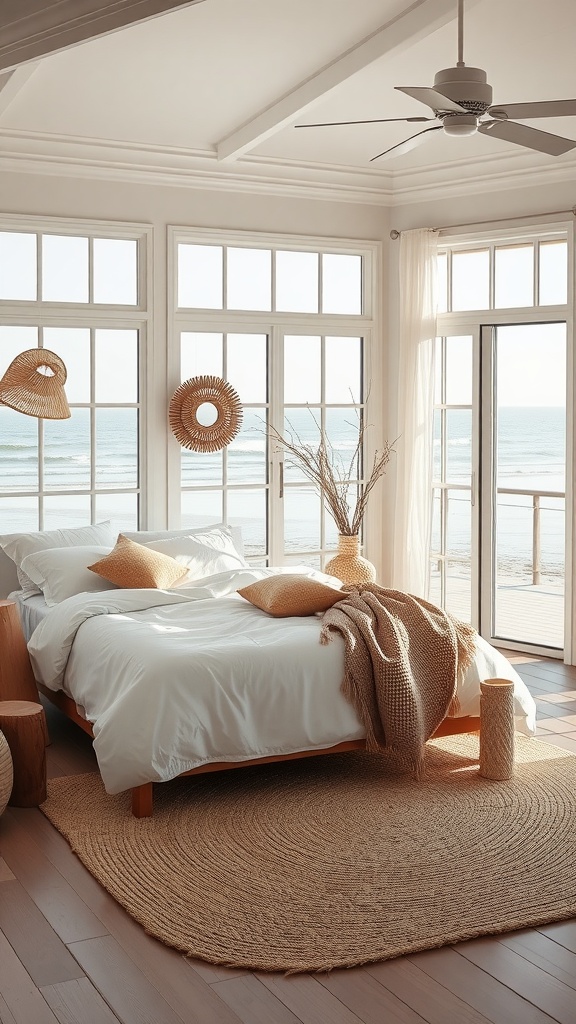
[0,599,39,703]
[0,701,47,806]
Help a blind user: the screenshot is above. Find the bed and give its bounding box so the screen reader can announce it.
[0,525,537,817]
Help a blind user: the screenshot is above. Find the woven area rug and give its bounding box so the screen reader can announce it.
[41,734,576,972]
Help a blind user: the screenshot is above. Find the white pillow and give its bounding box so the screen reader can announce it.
[0,521,116,594]
[20,545,118,606]
[123,524,245,557]
[145,528,248,582]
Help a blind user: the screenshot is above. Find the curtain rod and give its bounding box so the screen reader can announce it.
[389,206,576,239]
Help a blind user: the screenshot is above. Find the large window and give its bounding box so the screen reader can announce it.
[0,217,149,535]
[170,229,379,567]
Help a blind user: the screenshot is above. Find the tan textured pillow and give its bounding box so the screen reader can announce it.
[238,574,342,617]
[88,534,188,590]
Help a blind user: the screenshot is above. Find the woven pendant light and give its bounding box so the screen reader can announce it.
[169,375,243,453]
[0,349,70,420]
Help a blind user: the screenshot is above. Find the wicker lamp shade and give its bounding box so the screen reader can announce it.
[169,375,243,453]
[0,349,70,420]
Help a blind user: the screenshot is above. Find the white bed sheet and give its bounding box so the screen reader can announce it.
[27,570,537,795]
[13,591,52,642]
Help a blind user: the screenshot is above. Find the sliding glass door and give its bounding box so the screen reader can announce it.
[481,322,566,651]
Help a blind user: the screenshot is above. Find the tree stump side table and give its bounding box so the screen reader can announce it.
[0,701,47,806]
[0,599,39,703]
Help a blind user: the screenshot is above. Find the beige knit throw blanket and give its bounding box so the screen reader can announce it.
[320,585,477,775]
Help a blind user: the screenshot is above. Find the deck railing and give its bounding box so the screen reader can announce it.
[498,487,564,585]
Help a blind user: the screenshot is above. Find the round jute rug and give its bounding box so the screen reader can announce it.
[41,735,576,972]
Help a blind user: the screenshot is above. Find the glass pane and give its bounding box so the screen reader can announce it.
[284,336,321,404]
[0,325,39,377]
[434,337,442,405]
[181,332,223,380]
[227,409,267,483]
[94,492,138,533]
[42,235,89,302]
[325,337,362,403]
[0,232,37,300]
[227,488,267,556]
[275,250,318,312]
[95,408,138,488]
[283,486,321,552]
[446,410,472,483]
[325,408,361,480]
[539,240,568,305]
[451,250,489,311]
[0,496,38,531]
[446,559,471,624]
[322,254,362,314]
[282,408,321,483]
[43,327,90,403]
[284,553,322,570]
[431,489,441,553]
[44,410,90,491]
[494,244,534,308]
[0,406,38,492]
[227,247,271,311]
[93,238,138,305]
[436,252,448,313]
[433,409,441,481]
[181,490,223,529]
[226,334,267,404]
[43,495,92,530]
[428,560,442,607]
[182,449,223,487]
[178,244,223,309]
[95,329,138,403]
[445,335,472,405]
[494,323,565,648]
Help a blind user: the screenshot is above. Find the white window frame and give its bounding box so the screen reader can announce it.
[0,213,153,530]
[167,226,383,572]
[436,220,574,661]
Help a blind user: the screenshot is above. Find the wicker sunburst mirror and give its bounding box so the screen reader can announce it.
[169,375,243,453]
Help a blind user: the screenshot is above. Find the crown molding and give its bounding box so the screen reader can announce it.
[0,0,206,72]
[0,129,395,206]
[1,126,576,209]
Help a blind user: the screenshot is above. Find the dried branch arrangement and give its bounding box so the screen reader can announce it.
[268,415,394,537]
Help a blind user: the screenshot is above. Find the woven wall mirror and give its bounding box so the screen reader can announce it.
[169,375,243,453]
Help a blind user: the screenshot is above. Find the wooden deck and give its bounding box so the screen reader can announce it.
[430,576,564,651]
[1,661,576,1024]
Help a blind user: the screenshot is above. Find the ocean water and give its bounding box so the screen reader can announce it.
[0,405,566,580]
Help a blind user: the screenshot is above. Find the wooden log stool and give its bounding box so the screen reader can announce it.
[0,701,47,806]
[0,599,40,703]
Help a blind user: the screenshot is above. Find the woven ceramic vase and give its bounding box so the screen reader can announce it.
[479,678,515,781]
[0,729,13,815]
[325,535,376,586]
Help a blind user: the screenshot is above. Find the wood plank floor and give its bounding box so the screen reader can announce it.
[1,654,576,1024]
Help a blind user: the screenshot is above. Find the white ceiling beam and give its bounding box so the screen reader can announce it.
[0,0,207,73]
[217,0,484,163]
[0,63,39,117]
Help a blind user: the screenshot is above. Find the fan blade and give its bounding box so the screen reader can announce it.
[295,116,434,128]
[370,125,443,162]
[395,86,467,113]
[478,119,576,155]
[488,99,576,120]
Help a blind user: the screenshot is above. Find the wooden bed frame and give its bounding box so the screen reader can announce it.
[36,681,480,818]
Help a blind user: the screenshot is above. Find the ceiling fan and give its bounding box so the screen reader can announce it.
[295,0,576,161]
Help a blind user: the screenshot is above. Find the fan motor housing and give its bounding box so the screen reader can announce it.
[433,66,493,115]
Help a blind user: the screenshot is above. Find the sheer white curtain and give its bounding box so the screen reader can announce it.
[391,228,438,596]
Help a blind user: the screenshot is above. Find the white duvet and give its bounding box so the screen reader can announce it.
[28,567,537,794]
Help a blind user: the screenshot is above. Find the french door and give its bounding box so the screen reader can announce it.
[432,322,567,656]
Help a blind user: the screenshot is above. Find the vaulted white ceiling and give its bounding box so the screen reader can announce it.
[1,0,576,203]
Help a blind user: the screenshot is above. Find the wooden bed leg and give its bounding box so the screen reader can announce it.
[131,783,153,818]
